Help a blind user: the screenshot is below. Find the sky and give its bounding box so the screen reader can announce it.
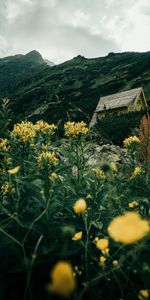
[0,0,150,64]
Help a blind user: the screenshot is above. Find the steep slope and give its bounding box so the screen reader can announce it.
[1,51,150,123]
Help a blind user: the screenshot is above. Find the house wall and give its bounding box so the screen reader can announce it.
[97,107,128,120]
[92,89,148,126]
[128,93,147,112]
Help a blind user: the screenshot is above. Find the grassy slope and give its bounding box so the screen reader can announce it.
[2,51,150,123]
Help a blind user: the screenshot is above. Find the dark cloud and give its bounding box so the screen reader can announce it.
[0,0,149,63]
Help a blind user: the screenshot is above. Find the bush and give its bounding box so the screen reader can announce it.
[96,110,148,145]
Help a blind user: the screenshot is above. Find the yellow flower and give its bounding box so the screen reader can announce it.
[12,121,36,142]
[1,181,14,194]
[138,289,149,300]
[96,238,109,251]
[8,166,20,175]
[34,120,57,134]
[49,172,58,182]
[47,261,76,297]
[112,260,119,267]
[37,151,58,167]
[1,182,10,194]
[131,166,143,179]
[0,138,10,152]
[123,135,140,148]
[73,198,87,214]
[110,162,118,172]
[128,201,139,208]
[64,121,89,137]
[108,212,149,244]
[99,256,106,266]
[72,231,83,241]
[91,167,106,179]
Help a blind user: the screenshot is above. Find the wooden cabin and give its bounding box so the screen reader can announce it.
[89,87,148,127]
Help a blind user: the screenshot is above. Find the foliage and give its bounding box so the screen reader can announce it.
[0,119,150,300]
[96,110,147,145]
[138,114,150,167]
[0,98,13,138]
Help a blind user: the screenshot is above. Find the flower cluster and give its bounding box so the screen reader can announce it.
[91,167,106,178]
[64,121,89,137]
[130,166,143,179]
[1,181,13,194]
[108,212,149,244]
[37,151,58,167]
[0,138,10,152]
[123,135,140,148]
[128,200,139,208]
[34,120,57,134]
[12,121,36,142]
[12,120,57,142]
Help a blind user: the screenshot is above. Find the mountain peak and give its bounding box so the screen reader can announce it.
[25,50,44,64]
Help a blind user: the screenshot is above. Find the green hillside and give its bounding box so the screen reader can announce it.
[1,51,150,123]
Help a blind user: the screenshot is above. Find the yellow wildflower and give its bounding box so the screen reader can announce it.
[138,289,149,300]
[37,151,58,167]
[72,231,83,241]
[99,256,106,266]
[41,142,51,150]
[12,121,36,142]
[131,166,143,179]
[112,260,119,267]
[91,167,106,179]
[123,135,140,148]
[96,238,109,251]
[47,261,76,297]
[0,138,10,152]
[110,162,118,172]
[1,181,12,194]
[108,212,149,244]
[49,172,58,182]
[34,120,57,134]
[64,121,89,137]
[8,166,20,175]
[128,201,139,208]
[73,198,87,214]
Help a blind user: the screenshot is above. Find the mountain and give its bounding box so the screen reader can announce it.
[0,51,150,124]
[0,50,50,98]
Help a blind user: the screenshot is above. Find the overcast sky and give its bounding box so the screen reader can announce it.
[0,0,150,64]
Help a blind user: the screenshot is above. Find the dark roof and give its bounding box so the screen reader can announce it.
[95,87,143,112]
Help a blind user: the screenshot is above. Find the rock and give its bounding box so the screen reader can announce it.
[88,143,128,166]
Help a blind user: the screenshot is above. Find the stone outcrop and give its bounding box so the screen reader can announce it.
[88,143,128,166]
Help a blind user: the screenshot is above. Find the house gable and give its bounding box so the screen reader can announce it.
[89,87,148,128]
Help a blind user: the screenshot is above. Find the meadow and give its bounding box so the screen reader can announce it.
[0,99,150,300]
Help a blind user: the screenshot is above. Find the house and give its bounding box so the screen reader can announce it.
[89,87,148,128]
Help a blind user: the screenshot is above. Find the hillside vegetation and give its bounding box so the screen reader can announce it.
[0,51,150,124]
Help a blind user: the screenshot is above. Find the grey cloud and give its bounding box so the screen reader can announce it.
[0,0,149,63]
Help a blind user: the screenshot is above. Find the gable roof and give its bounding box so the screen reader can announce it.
[95,87,143,112]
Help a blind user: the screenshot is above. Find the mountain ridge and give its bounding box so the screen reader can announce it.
[0,50,150,123]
